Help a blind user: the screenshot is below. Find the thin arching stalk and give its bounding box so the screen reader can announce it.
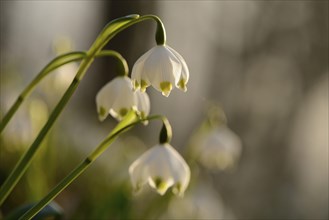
[20,113,166,220]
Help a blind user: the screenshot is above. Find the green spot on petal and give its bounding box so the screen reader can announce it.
[154,177,167,191]
[172,183,182,195]
[133,80,140,90]
[119,108,128,117]
[99,106,107,117]
[178,79,187,92]
[160,81,172,97]
[135,183,142,192]
[141,80,148,92]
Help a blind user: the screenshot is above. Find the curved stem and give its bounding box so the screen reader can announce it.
[0,51,128,206]
[146,15,166,45]
[129,15,166,46]
[0,57,92,206]
[0,52,87,133]
[0,50,130,134]
[88,114,164,161]
[0,14,166,207]
[96,50,129,76]
[19,113,165,220]
[95,14,167,54]
[159,117,172,144]
[0,13,164,134]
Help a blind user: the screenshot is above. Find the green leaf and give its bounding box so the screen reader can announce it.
[0,51,87,133]
[22,51,87,97]
[102,14,139,35]
[5,201,63,220]
[93,14,140,51]
[88,110,138,161]
[40,51,87,78]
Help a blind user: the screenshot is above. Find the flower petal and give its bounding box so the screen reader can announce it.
[144,46,182,94]
[131,48,154,91]
[162,144,191,196]
[129,149,154,192]
[135,90,150,118]
[110,77,137,120]
[167,46,189,92]
[96,76,137,121]
[148,176,174,195]
[96,81,116,121]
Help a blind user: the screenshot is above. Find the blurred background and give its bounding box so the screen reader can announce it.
[0,1,328,219]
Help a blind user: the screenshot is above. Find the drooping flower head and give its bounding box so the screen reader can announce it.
[129,143,190,196]
[196,126,242,170]
[131,45,189,97]
[164,181,228,219]
[96,75,152,122]
[96,76,136,121]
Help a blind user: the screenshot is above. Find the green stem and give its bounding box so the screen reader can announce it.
[95,14,167,52]
[0,50,129,206]
[159,117,172,144]
[0,52,87,133]
[0,49,130,134]
[0,14,166,206]
[19,113,165,220]
[19,159,91,220]
[96,50,128,76]
[0,14,165,134]
[0,57,92,206]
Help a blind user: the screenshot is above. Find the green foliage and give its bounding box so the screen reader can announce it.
[5,202,63,220]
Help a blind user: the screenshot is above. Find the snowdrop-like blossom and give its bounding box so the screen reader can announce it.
[131,45,189,97]
[163,181,234,219]
[96,76,136,121]
[196,126,242,170]
[129,143,190,196]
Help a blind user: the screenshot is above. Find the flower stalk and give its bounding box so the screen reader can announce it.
[19,112,167,220]
[0,51,87,133]
[159,117,172,143]
[0,50,131,206]
[0,15,165,206]
[97,50,129,76]
[0,55,94,206]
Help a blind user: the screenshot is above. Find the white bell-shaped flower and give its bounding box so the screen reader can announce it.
[96,76,136,121]
[129,143,190,196]
[164,181,230,219]
[135,90,150,119]
[196,126,242,170]
[131,45,189,97]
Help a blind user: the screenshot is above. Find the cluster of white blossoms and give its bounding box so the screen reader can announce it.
[96,45,189,121]
[95,44,190,196]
